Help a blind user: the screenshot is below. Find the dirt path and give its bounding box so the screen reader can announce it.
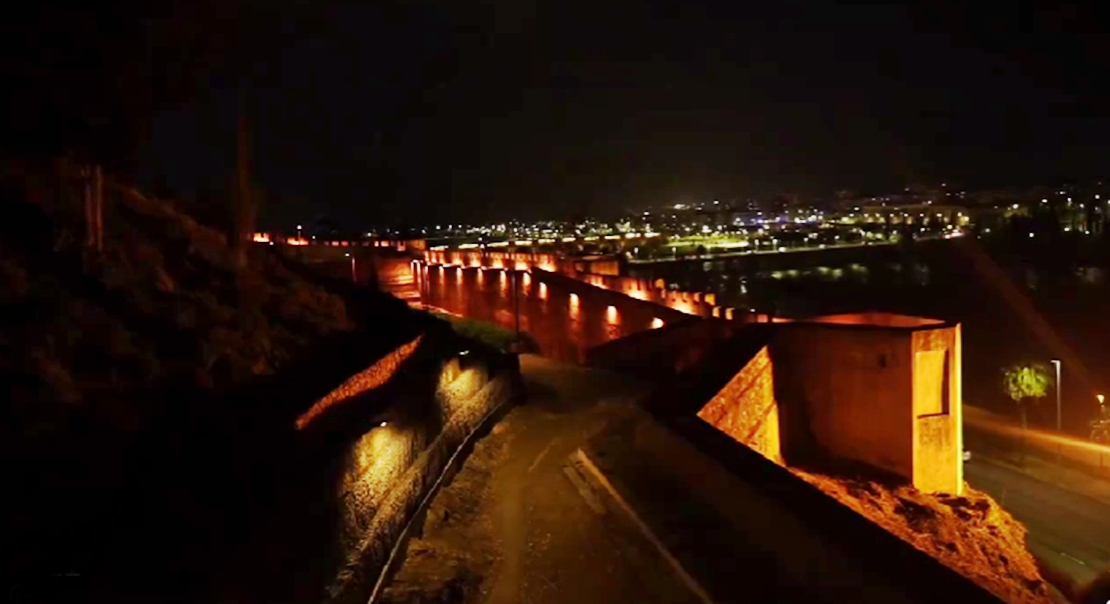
[381,355,698,604]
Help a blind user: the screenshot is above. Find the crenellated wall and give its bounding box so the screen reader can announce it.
[584,316,746,379]
[422,249,562,273]
[420,249,727,319]
[414,263,702,363]
[256,235,425,251]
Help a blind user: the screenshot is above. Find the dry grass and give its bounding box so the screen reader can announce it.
[793,470,1053,604]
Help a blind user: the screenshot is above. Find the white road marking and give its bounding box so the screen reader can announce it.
[573,448,717,604]
[528,439,558,474]
[1060,551,1087,566]
[562,463,606,514]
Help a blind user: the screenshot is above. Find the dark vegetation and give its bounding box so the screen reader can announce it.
[0,162,452,602]
[429,311,539,353]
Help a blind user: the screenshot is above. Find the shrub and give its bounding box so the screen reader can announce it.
[429,312,538,353]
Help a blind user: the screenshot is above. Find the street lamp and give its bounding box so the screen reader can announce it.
[1050,359,1062,432]
[1051,358,1062,466]
[508,269,521,348]
[345,253,356,284]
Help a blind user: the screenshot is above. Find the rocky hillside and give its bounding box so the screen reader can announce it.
[0,160,425,598]
[1,161,353,441]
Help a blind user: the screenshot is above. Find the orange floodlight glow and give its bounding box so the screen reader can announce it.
[295,335,423,430]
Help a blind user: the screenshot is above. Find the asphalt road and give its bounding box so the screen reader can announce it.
[965,458,1110,585]
[383,354,702,604]
[483,355,702,604]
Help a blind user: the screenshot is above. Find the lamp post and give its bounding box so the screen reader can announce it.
[1051,358,1062,466]
[346,253,356,284]
[509,269,521,349]
[1050,359,1062,432]
[1099,394,1107,471]
[419,261,428,311]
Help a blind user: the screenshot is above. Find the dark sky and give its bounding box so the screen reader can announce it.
[10,2,1110,226]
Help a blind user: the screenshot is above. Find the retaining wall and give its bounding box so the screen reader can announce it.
[601,408,1004,604]
[584,316,745,379]
[294,334,523,604]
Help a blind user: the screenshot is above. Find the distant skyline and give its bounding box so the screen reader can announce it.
[22,2,1108,226]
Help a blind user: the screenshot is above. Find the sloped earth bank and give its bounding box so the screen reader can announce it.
[792,471,1053,604]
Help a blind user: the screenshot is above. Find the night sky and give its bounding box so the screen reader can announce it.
[8,2,1110,226]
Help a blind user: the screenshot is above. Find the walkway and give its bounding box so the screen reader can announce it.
[380,355,701,604]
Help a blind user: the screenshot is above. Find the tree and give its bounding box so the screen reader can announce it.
[1002,362,1051,428]
[1002,362,1052,464]
[232,104,255,272]
[1090,404,1110,444]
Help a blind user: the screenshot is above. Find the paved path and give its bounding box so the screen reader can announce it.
[383,355,701,604]
[966,457,1110,586]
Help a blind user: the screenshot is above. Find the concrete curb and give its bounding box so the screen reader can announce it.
[364,376,521,604]
[571,448,716,604]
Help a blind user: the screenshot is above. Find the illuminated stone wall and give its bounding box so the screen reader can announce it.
[584,316,744,379]
[770,315,964,494]
[696,346,783,464]
[773,323,914,479]
[326,362,521,604]
[372,256,419,301]
[617,406,1005,604]
[910,324,963,494]
[417,264,695,363]
[420,250,723,318]
[574,272,720,317]
[424,249,562,273]
[289,332,522,604]
[295,335,424,431]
